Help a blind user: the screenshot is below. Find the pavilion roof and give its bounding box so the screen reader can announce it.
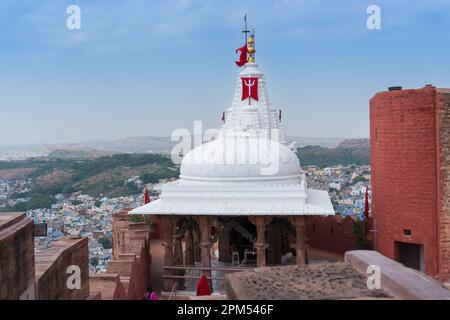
[130,188,334,216]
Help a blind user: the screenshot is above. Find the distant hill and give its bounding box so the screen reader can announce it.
[1,136,365,160]
[297,138,370,167]
[46,136,351,154]
[48,149,117,160]
[0,167,37,180]
[336,138,370,149]
[287,136,347,148]
[0,154,179,212]
[45,136,176,155]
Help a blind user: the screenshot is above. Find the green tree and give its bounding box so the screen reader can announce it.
[353,176,367,183]
[98,236,112,249]
[130,214,153,226]
[90,257,99,267]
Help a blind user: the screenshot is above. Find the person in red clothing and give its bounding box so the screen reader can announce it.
[196,274,211,296]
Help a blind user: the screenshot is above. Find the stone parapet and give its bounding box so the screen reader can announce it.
[35,237,89,300]
[345,250,450,299]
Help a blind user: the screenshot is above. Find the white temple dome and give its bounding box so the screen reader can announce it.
[180,130,301,184]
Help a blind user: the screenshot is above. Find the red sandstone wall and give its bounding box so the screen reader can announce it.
[370,86,440,276]
[150,216,161,240]
[113,278,127,300]
[96,240,151,300]
[112,210,152,259]
[112,212,131,259]
[0,213,35,300]
[35,237,90,300]
[126,240,152,300]
[437,89,450,280]
[306,216,358,255]
[105,215,152,300]
[89,273,127,300]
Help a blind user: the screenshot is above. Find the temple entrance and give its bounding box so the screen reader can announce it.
[230,218,257,266]
[395,241,424,272]
[218,217,257,266]
[218,217,256,266]
[217,217,298,267]
[267,218,295,265]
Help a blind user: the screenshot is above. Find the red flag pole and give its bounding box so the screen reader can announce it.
[144,187,150,205]
[364,186,369,220]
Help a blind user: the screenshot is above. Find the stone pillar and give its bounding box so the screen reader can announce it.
[173,234,185,290]
[160,215,176,292]
[267,223,282,265]
[195,216,213,290]
[198,216,212,270]
[218,224,231,263]
[292,216,307,265]
[173,234,183,265]
[250,216,271,268]
[185,229,195,266]
[193,228,201,263]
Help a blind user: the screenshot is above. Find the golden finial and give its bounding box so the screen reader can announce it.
[247,32,256,63]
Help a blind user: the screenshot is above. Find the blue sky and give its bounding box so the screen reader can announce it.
[1,0,450,146]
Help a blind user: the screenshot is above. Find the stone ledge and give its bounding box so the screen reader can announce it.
[89,273,121,300]
[345,250,450,300]
[0,212,27,231]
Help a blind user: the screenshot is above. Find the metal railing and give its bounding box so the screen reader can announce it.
[162,265,252,295]
[168,281,179,300]
[164,265,252,272]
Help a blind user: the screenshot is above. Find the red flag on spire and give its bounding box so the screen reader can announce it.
[144,188,150,204]
[235,44,247,67]
[364,187,369,219]
[196,274,211,296]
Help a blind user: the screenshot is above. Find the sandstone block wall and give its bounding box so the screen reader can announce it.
[35,237,89,300]
[306,215,358,255]
[370,86,450,280]
[437,89,450,280]
[0,212,35,300]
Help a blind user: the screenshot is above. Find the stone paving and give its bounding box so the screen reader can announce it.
[226,262,392,300]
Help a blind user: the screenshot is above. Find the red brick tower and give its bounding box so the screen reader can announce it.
[370,85,450,280]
